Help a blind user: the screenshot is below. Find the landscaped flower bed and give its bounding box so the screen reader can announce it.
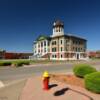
[50,64,99,94]
[50,74,85,88]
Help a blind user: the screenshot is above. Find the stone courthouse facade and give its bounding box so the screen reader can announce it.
[33,20,88,60]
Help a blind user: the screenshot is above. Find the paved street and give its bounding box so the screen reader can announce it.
[0,61,100,85]
[0,63,73,84]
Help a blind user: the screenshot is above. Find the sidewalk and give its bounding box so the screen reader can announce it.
[20,76,100,100]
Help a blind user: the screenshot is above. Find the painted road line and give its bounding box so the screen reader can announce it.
[0,81,4,88]
[5,79,26,87]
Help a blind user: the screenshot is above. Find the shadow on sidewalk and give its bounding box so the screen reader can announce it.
[49,84,58,89]
[69,88,93,100]
[54,87,69,96]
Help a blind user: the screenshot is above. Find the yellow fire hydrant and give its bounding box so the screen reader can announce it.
[42,71,50,90]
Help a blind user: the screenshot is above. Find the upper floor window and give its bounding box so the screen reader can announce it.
[38,49,40,53]
[76,47,77,52]
[78,48,80,52]
[75,41,77,45]
[44,41,46,46]
[61,47,63,51]
[52,41,56,45]
[66,47,68,51]
[73,40,75,44]
[61,40,62,44]
[52,48,56,52]
[73,47,75,51]
[66,40,67,43]
[41,42,43,47]
[38,44,40,48]
[48,42,50,46]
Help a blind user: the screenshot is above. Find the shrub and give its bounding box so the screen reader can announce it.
[85,72,100,93]
[12,60,30,67]
[12,61,23,67]
[21,61,30,65]
[0,61,11,66]
[73,64,97,78]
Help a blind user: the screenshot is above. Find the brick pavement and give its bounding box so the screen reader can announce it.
[19,76,100,100]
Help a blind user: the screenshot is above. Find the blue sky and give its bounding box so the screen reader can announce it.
[0,0,100,52]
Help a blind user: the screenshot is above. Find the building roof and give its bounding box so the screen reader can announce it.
[36,35,51,41]
[51,33,87,41]
[67,33,87,41]
[53,20,64,27]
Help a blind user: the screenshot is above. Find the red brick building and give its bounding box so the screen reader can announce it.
[5,52,33,59]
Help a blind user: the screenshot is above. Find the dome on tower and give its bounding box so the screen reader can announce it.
[53,20,64,27]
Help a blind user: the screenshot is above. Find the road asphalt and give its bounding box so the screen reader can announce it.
[0,61,100,84]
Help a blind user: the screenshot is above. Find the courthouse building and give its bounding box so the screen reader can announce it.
[33,20,88,60]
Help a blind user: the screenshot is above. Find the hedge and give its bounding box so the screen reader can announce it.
[12,60,30,67]
[85,72,100,93]
[0,61,12,66]
[73,64,97,78]
[0,60,30,67]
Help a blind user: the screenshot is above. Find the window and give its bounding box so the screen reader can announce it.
[48,48,50,52]
[44,48,46,52]
[61,54,63,58]
[48,42,50,46]
[73,40,75,44]
[41,42,43,47]
[38,44,40,48]
[52,41,56,45]
[61,40,62,44]
[73,47,75,51]
[61,47,63,51]
[78,41,80,45]
[55,41,56,45]
[52,55,54,58]
[76,47,77,52]
[66,40,67,43]
[59,28,60,32]
[52,54,56,58]
[34,45,36,48]
[78,48,80,52]
[41,49,43,52]
[56,29,58,32]
[44,41,46,46]
[75,41,77,45]
[52,48,56,52]
[66,47,68,51]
